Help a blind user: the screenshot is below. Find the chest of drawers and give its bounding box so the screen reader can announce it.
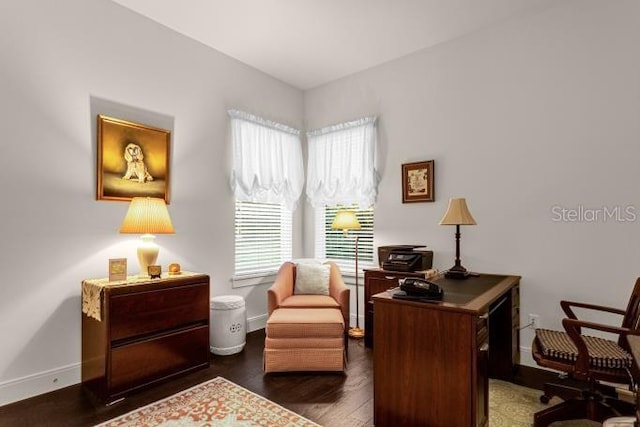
[81,273,210,402]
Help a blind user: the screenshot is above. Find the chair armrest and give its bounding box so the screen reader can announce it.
[563,317,631,336]
[562,317,633,376]
[267,262,295,316]
[561,300,626,320]
[326,261,350,326]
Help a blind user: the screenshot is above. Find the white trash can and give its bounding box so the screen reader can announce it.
[210,295,246,355]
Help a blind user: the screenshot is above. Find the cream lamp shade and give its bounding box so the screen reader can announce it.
[439,198,477,226]
[120,197,174,276]
[331,210,361,235]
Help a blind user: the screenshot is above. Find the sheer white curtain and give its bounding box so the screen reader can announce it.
[306,116,378,208]
[229,109,304,210]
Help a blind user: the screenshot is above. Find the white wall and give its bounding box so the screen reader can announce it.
[2,0,639,407]
[304,0,640,365]
[0,0,303,404]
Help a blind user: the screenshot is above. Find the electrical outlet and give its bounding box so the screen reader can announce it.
[528,314,540,329]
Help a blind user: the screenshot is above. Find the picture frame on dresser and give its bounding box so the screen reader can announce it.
[108,258,127,282]
[402,160,434,203]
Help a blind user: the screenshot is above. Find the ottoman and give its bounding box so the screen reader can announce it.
[264,308,345,373]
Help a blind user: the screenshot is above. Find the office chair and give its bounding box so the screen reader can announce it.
[531,277,640,427]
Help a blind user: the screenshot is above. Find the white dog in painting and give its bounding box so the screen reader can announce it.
[122,143,154,183]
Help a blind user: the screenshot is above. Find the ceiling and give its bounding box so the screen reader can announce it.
[111,0,558,90]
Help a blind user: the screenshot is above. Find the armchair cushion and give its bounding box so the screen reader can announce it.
[266,308,344,339]
[279,295,340,309]
[294,262,330,295]
[535,328,632,369]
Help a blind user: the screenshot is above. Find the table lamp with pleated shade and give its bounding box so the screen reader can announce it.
[120,197,174,277]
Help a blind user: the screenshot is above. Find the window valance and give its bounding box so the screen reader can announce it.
[306,116,378,208]
[229,109,304,210]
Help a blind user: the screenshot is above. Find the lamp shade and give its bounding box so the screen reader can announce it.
[331,210,361,232]
[439,198,477,226]
[119,197,175,234]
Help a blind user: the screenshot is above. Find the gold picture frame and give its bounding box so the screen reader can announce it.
[402,160,435,203]
[97,115,171,203]
[108,258,127,282]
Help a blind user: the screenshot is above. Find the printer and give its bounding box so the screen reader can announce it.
[378,245,433,272]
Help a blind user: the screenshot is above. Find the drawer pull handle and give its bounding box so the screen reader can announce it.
[385,276,396,280]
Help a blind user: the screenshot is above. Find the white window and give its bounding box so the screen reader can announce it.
[234,201,292,276]
[228,110,302,280]
[315,204,375,275]
[307,116,378,275]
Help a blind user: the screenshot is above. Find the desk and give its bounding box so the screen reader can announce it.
[373,273,520,427]
[364,268,433,348]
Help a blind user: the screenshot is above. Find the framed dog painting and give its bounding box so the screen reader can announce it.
[97,115,171,203]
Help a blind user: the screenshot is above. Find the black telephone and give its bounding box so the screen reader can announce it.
[399,277,443,299]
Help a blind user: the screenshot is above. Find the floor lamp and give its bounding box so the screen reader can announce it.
[331,209,364,338]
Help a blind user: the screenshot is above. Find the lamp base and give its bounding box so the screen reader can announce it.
[137,234,159,277]
[348,327,365,339]
[445,267,470,280]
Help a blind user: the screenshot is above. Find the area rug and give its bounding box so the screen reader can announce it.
[96,377,320,427]
[489,379,600,427]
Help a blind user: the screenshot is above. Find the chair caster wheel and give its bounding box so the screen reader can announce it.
[540,395,550,404]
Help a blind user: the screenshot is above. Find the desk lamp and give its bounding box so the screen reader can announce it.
[439,198,476,279]
[120,197,174,277]
[331,209,363,338]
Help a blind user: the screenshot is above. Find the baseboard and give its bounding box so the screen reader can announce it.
[248,313,267,332]
[519,345,535,367]
[0,331,541,407]
[1,316,268,407]
[0,363,80,407]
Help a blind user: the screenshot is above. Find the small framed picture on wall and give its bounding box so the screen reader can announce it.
[402,160,434,203]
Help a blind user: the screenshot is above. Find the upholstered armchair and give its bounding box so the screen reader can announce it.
[267,261,350,329]
[264,261,350,373]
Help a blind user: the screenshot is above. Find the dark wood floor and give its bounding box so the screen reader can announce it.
[0,329,374,426]
[0,329,562,427]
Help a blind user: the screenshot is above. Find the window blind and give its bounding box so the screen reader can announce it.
[234,201,292,276]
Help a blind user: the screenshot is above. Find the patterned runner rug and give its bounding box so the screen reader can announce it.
[96,377,320,427]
